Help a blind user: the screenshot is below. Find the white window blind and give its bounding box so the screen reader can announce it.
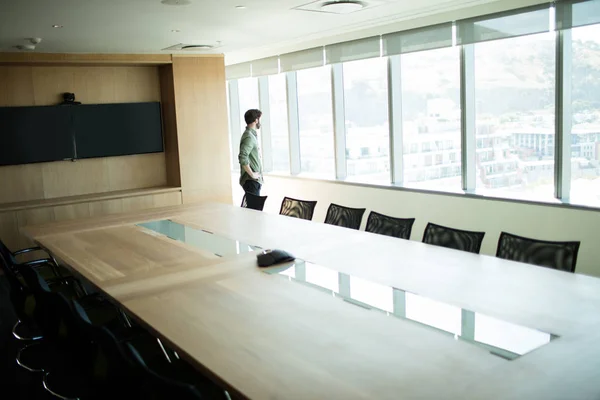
[556,0,600,30]
[456,4,550,45]
[252,56,279,77]
[382,23,453,56]
[225,62,252,80]
[325,36,381,64]
[280,47,324,72]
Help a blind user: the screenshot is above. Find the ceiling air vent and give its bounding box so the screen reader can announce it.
[161,0,192,6]
[295,0,382,15]
[162,43,217,51]
[321,1,365,13]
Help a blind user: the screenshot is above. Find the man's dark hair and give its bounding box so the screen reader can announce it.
[244,109,262,125]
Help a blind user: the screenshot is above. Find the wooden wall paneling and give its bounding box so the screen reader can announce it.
[16,207,55,227]
[31,66,76,105]
[0,66,34,106]
[159,65,181,187]
[0,211,20,251]
[71,67,117,103]
[171,56,232,204]
[152,191,182,208]
[0,64,169,205]
[0,163,45,204]
[114,66,161,102]
[41,158,110,199]
[16,207,55,248]
[106,153,167,191]
[89,199,124,217]
[122,195,155,213]
[53,203,92,221]
[0,53,172,66]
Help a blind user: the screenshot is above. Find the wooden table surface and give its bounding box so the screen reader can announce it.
[22,202,600,400]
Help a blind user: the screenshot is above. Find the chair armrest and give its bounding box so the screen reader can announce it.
[20,258,57,268]
[13,246,47,257]
[46,275,87,296]
[46,274,75,286]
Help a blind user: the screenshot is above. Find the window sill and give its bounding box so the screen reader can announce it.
[262,172,600,213]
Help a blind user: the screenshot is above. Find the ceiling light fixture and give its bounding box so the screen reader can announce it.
[161,0,192,6]
[16,38,42,51]
[171,29,180,32]
[235,5,246,9]
[52,24,63,28]
[162,43,218,51]
[320,0,365,14]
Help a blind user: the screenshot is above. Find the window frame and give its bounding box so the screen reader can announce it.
[225,2,600,211]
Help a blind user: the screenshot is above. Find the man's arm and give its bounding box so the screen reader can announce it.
[242,164,259,179]
[238,136,259,180]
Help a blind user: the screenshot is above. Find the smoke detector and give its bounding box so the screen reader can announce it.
[162,43,218,51]
[321,1,365,13]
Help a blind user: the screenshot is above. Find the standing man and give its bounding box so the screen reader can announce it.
[238,109,263,195]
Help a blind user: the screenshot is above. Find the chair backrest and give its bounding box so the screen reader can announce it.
[126,342,203,400]
[241,193,268,211]
[422,223,485,254]
[20,266,61,338]
[0,249,30,321]
[324,203,366,230]
[0,240,17,269]
[279,197,318,220]
[496,232,580,273]
[365,211,415,240]
[0,248,20,290]
[71,299,140,389]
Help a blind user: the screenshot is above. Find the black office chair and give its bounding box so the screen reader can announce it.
[0,240,63,275]
[241,193,268,211]
[496,232,580,273]
[324,203,366,230]
[0,245,58,343]
[0,255,45,373]
[365,211,415,240]
[422,223,485,254]
[279,197,317,220]
[127,341,221,400]
[18,265,122,374]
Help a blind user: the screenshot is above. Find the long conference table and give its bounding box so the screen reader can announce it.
[21,202,600,400]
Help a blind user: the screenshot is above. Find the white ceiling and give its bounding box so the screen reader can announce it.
[0,0,544,64]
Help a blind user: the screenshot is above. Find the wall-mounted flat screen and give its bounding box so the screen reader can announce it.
[73,102,164,159]
[0,105,74,166]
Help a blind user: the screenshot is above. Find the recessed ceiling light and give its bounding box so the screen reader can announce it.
[161,0,192,5]
[52,24,63,28]
[235,5,246,9]
[171,29,180,33]
[320,0,365,14]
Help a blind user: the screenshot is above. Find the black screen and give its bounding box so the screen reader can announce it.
[0,106,74,166]
[73,102,163,159]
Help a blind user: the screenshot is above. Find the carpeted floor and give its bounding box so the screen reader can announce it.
[0,275,55,399]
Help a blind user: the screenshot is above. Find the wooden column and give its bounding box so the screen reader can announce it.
[171,55,232,204]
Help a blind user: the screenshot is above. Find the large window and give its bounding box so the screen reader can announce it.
[238,77,259,131]
[225,2,600,209]
[570,23,600,206]
[474,33,556,200]
[401,47,462,190]
[297,66,335,177]
[343,58,390,183]
[268,74,290,173]
[226,81,235,170]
